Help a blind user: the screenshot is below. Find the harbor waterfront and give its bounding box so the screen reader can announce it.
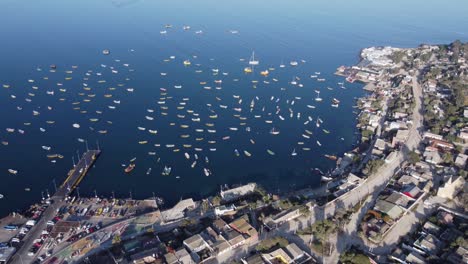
[1,0,467,218]
[0,1,468,263]
[1,40,467,264]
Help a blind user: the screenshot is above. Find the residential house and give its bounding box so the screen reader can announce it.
[183,234,211,253]
[385,192,411,208]
[392,129,409,148]
[374,200,404,220]
[220,183,256,202]
[423,149,443,165]
[284,243,312,264]
[413,234,443,255]
[401,184,422,199]
[423,132,443,141]
[459,128,468,142]
[455,153,468,168]
[437,175,466,199]
[242,254,267,264]
[214,204,236,216]
[447,246,468,264]
[164,248,195,264]
[229,217,258,245]
[262,248,293,264]
[264,208,301,229]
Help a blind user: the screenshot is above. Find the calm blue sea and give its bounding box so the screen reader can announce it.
[0,0,467,216]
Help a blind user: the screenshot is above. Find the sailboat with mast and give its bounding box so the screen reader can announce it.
[248,51,259,65]
[315,90,323,102]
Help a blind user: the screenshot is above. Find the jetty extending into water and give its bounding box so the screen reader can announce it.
[8,150,101,264]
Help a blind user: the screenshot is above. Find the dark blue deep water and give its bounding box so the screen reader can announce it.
[0,0,467,216]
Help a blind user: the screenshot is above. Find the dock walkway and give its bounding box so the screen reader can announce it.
[8,150,100,264]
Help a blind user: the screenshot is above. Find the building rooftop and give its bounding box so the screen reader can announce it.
[229,217,257,238]
[374,200,404,219]
[262,248,293,264]
[385,192,411,208]
[183,234,208,253]
[220,183,256,201]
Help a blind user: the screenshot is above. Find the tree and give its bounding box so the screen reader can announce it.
[211,196,221,206]
[408,151,421,164]
[340,250,371,264]
[255,237,289,252]
[311,220,337,243]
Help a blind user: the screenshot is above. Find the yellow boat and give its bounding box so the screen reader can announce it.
[260,70,269,76]
[244,67,252,73]
[104,94,112,98]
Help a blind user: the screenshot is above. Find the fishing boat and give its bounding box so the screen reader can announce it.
[323,129,330,134]
[316,141,322,146]
[130,157,137,162]
[184,153,190,159]
[146,168,152,175]
[162,166,172,176]
[248,51,259,65]
[42,146,51,151]
[321,175,333,182]
[244,67,253,73]
[243,150,252,157]
[324,154,338,161]
[72,123,80,129]
[204,168,211,176]
[260,70,269,76]
[102,49,110,55]
[8,169,18,175]
[267,149,275,155]
[234,149,240,156]
[315,91,323,102]
[124,163,135,173]
[270,128,280,135]
[191,161,197,168]
[291,149,297,156]
[290,61,298,66]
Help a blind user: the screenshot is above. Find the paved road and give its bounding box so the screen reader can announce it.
[9,151,100,264]
[275,74,424,263]
[321,74,424,263]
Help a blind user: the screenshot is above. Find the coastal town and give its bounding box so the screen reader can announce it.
[1,41,467,264]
